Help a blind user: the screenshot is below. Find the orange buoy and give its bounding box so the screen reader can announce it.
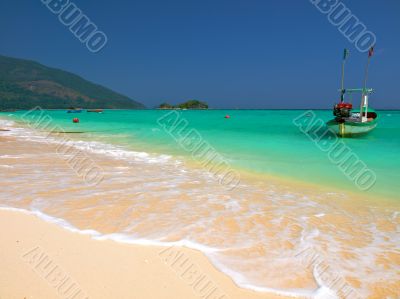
[73,118,79,123]
[224,115,230,119]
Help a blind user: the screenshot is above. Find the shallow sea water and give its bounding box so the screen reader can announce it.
[0,111,399,298]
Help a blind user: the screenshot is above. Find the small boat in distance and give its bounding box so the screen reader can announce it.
[326,47,379,137]
[87,109,104,113]
[67,108,83,113]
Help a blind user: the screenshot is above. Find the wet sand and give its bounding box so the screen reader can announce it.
[1,120,399,298]
[0,131,285,299]
[0,209,283,299]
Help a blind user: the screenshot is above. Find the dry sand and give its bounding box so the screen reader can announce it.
[1,118,398,299]
[0,209,285,299]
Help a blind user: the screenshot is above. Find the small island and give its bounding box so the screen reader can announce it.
[158,102,174,109]
[158,99,208,110]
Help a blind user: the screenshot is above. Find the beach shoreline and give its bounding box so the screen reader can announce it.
[0,208,284,299]
[1,115,399,298]
[1,113,397,203]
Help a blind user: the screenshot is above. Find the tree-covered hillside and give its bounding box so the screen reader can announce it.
[158,100,208,109]
[0,55,145,110]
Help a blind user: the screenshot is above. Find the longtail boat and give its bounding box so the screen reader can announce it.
[326,47,379,137]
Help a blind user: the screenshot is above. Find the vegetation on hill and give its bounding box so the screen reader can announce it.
[159,102,174,109]
[177,100,208,109]
[158,100,208,110]
[0,55,145,110]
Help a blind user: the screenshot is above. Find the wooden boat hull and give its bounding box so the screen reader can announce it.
[326,118,378,137]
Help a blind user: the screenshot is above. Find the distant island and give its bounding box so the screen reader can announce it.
[158,100,208,110]
[0,55,145,110]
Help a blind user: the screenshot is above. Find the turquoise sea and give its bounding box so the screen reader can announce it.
[1,109,400,297]
[5,109,400,200]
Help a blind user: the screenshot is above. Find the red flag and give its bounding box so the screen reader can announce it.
[368,46,374,57]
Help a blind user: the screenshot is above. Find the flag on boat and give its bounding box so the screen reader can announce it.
[343,48,350,60]
[368,46,374,57]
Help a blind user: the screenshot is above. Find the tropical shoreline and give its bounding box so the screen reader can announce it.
[1,115,399,298]
[1,111,398,202]
[0,208,285,299]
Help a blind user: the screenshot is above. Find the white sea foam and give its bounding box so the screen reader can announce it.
[1,117,399,298]
[2,121,174,165]
[0,206,339,298]
[0,119,15,128]
[0,165,14,168]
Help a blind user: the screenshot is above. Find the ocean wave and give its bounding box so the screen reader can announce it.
[0,206,338,298]
[1,121,173,165]
[1,117,399,298]
[0,118,15,128]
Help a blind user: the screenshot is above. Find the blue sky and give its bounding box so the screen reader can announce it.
[0,0,399,108]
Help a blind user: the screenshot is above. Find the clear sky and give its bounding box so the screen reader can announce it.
[0,0,399,109]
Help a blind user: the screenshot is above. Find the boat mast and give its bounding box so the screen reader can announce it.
[340,49,349,103]
[360,46,374,121]
[363,46,374,91]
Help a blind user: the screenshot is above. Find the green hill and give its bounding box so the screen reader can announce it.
[177,100,208,109]
[158,100,208,109]
[0,55,145,110]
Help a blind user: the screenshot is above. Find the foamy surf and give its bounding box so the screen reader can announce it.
[0,118,15,128]
[1,116,399,298]
[0,206,337,299]
[1,118,174,165]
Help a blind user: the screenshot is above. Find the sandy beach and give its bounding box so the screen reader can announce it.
[0,209,284,299]
[1,0,400,297]
[1,117,399,299]
[0,129,284,299]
